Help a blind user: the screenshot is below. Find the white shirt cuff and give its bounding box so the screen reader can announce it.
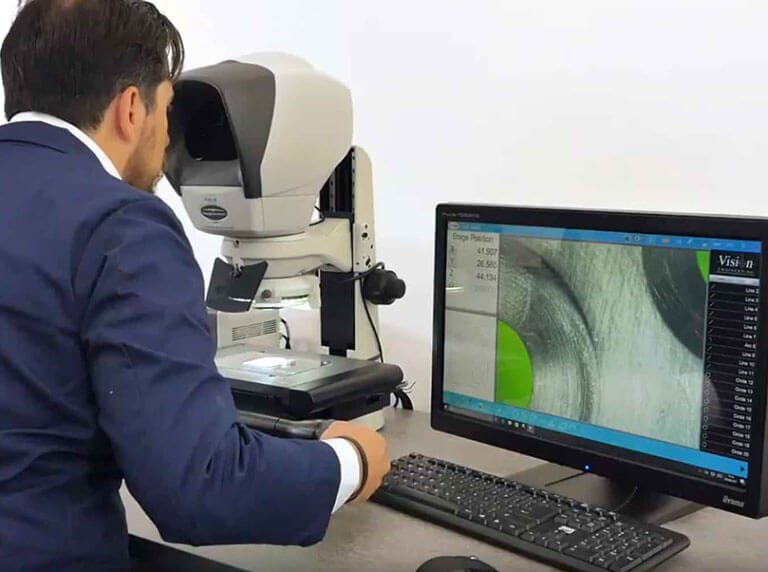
[323,438,362,513]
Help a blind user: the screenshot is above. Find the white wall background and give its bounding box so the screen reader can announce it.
[3,1,768,411]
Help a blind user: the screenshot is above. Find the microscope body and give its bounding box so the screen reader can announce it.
[165,54,404,426]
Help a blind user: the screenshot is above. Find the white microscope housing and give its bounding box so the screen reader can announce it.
[165,54,407,428]
[166,53,398,363]
[167,53,352,239]
[166,54,364,316]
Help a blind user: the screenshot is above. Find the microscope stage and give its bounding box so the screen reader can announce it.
[215,344,403,420]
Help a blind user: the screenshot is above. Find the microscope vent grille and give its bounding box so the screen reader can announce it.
[231,319,278,341]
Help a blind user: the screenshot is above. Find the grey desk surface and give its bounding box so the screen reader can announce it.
[123,409,768,572]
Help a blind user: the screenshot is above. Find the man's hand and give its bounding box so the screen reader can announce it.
[321,421,391,503]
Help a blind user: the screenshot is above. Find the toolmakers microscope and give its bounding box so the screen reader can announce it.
[165,54,406,430]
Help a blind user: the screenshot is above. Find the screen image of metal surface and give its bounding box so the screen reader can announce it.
[442,220,761,493]
[495,237,704,447]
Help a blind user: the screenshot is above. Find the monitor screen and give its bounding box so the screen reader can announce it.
[438,212,764,500]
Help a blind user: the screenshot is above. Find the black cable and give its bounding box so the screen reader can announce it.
[396,390,414,410]
[310,206,326,226]
[343,261,385,284]
[392,381,414,411]
[360,281,384,363]
[358,280,411,410]
[357,273,414,410]
[281,318,291,340]
[611,485,639,513]
[280,319,291,350]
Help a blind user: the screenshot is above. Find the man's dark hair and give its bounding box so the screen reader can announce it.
[1,0,184,129]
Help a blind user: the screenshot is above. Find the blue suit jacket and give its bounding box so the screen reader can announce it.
[0,122,340,571]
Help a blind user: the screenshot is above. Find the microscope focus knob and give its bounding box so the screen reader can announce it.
[362,269,406,305]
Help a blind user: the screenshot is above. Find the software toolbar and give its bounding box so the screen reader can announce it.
[701,251,761,483]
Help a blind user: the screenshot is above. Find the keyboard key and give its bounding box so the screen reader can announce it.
[592,556,615,569]
[609,556,642,572]
[548,540,566,552]
[565,545,594,562]
[639,539,673,560]
[516,505,558,523]
[614,542,630,553]
[501,522,525,537]
[513,514,538,528]
[387,485,460,514]
[582,521,605,533]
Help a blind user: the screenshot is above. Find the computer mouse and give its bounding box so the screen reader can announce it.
[416,555,499,572]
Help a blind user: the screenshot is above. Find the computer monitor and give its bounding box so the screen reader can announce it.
[431,204,768,523]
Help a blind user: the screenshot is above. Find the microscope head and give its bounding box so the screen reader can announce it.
[165,53,353,238]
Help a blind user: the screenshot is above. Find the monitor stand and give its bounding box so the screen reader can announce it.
[509,463,703,525]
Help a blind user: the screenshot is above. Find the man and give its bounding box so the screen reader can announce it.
[0,1,390,570]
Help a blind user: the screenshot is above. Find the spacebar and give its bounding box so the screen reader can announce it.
[386,485,460,514]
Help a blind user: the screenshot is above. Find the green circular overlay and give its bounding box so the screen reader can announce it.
[496,321,534,408]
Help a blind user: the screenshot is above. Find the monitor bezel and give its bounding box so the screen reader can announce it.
[431,203,768,518]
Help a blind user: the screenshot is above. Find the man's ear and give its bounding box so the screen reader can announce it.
[114,86,146,143]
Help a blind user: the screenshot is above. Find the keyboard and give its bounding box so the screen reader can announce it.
[372,453,690,572]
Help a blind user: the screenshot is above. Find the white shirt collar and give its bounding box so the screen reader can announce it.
[9,112,122,181]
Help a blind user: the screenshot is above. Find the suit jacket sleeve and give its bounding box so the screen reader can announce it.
[74,197,340,546]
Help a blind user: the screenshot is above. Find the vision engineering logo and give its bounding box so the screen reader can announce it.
[722,495,745,508]
[201,205,228,221]
[712,251,760,278]
[718,254,755,271]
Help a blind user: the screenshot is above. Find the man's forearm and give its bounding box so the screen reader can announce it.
[323,438,363,510]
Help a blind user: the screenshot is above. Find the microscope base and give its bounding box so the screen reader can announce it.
[351,408,386,431]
